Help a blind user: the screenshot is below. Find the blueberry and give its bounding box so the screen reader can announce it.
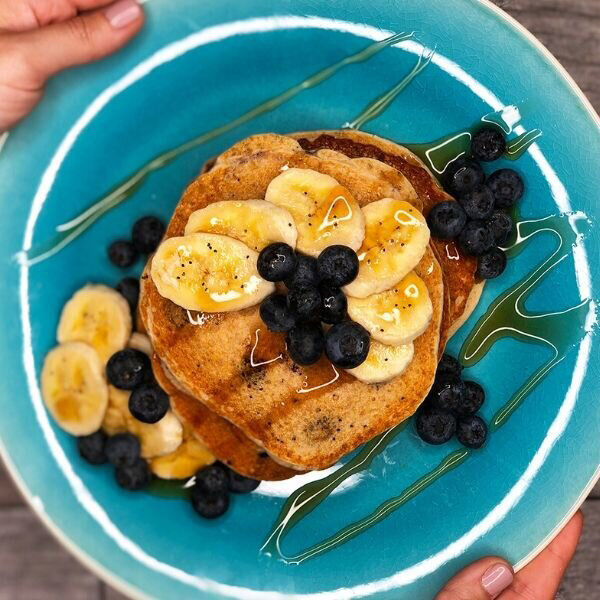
[115,277,140,314]
[228,470,260,494]
[456,415,488,448]
[106,349,151,390]
[286,323,325,366]
[284,254,319,288]
[257,243,297,282]
[458,220,495,256]
[325,321,370,369]
[108,240,138,268]
[458,184,495,220]
[191,489,229,519]
[106,433,140,467]
[317,246,359,286]
[260,294,296,332]
[444,157,485,196]
[471,127,507,162]
[287,285,321,321]
[115,457,151,491]
[476,247,507,279]
[456,381,485,416]
[319,284,347,324]
[415,408,457,445]
[430,377,466,412]
[487,169,524,208]
[132,216,165,254]
[437,354,463,379]
[487,210,514,245]
[427,201,467,240]
[129,382,169,424]
[77,431,107,465]
[195,463,229,495]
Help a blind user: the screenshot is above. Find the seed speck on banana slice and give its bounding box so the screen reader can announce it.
[57,284,132,363]
[347,272,433,346]
[346,340,414,384]
[185,200,297,251]
[41,342,109,436]
[265,168,365,257]
[151,233,275,313]
[344,198,430,298]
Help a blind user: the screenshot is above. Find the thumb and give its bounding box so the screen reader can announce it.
[436,556,514,600]
[16,0,143,81]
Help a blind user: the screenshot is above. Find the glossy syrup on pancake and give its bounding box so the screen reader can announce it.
[140,137,443,470]
[293,130,480,350]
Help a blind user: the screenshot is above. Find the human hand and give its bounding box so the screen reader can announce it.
[0,0,144,130]
[436,510,583,599]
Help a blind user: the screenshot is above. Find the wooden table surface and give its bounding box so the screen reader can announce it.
[1,0,598,598]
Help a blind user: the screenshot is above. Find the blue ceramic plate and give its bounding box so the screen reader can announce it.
[0,1,598,598]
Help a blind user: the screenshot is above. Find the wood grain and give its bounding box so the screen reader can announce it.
[0,507,101,600]
[498,0,600,109]
[0,1,598,598]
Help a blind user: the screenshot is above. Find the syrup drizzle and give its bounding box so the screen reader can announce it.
[26,31,414,265]
[250,329,284,367]
[296,365,340,394]
[261,211,594,564]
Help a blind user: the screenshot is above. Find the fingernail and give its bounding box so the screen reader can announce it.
[104,0,142,29]
[481,563,513,598]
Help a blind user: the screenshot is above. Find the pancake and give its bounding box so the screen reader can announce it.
[140,134,444,470]
[150,352,300,481]
[291,130,484,347]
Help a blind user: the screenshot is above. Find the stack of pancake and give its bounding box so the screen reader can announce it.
[139,131,483,479]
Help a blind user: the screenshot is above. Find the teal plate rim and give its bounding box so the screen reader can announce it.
[0,0,599,598]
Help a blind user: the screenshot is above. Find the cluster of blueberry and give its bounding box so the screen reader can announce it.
[189,462,259,519]
[427,127,524,280]
[78,348,259,517]
[108,215,166,268]
[77,429,258,518]
[415,354,487,449]
[257,243,370,369]
[77,429,152,490]
[74,348,169,491]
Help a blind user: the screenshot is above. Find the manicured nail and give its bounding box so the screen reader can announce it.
[481,562,513,598]
[104,0,142,29]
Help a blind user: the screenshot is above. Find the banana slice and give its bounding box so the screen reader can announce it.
[346,340,414,384]
[265,168,365,257]
[347,272,433,346]
[127,411,183,459]
[150,431,215,479]
[57,284,132,363]
[102,386,130,436]
[151,233,274,312]
[128,332,152,356]
[185,200,297,251]
[344,199,429,298]
[41,342,108,436]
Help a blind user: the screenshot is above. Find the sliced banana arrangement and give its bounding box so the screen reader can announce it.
[151,233,274,313]
[344,198,430,298]
[347,272,433,346]
[265,168,365,257]
[185,200,297,251]
[57,284,131,363]
[41,342,108,436]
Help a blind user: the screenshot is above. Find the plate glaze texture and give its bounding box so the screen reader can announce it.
[0,1,598,598]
